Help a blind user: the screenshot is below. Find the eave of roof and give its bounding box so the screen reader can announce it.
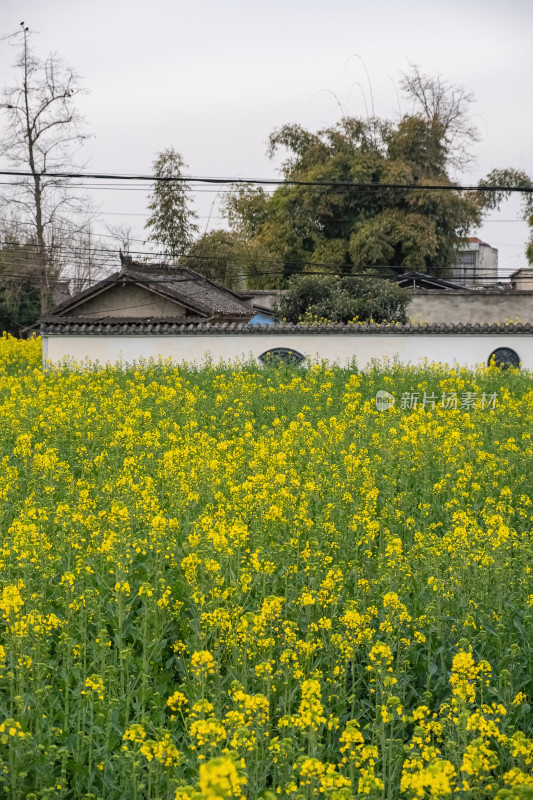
[509,267,533,278]
[390,272,469,290]
[45,272,123,316]
[47,271,217,319]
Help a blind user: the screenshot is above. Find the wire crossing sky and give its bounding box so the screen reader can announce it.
[1,169,533,192]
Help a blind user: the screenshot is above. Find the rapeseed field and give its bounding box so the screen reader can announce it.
[0,334,532,799]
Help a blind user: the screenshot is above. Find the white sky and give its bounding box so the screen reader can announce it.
[1,0,532,277]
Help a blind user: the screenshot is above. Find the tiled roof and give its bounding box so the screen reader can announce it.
[40,320,533,335]
[36,262,254,323]
[39,316,208,335]
[125,263,252,316]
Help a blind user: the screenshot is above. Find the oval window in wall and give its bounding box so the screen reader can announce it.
[258,347,305,365]
[487,347,520,369]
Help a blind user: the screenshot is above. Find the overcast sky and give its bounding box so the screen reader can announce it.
[1,0,532,276]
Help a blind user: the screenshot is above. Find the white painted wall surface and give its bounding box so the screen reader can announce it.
[43,333,532,370]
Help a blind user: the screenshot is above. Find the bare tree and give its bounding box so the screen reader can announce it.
[51,221,115,294]
[0,23,91,311]
[400,64,479,172]
[105,222,136,256]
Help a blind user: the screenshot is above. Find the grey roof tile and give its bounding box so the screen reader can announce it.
[40,320,533,335]
[126,263,252,316]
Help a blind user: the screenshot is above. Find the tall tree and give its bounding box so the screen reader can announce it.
[223,69,483,286]
[0,24,90,312]
[145,148,199,260]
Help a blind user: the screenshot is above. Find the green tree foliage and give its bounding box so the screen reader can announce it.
[182,227,275,289]
[275,272,410,324]
[145,148,199,259]
[0,238,42,335]
[223,69,484,285]
[478,168,533,263]
[182,229,264,290]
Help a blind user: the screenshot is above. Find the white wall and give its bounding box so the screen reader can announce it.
[43,333,532,370]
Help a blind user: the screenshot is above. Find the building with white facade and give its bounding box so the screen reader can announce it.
[452,237,498,287]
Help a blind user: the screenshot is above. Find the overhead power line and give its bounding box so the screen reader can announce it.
[0,238,518,276]
[0,260,524,285]
[0,169,532,192]
[0,238,526,279]
[96,211,529,222]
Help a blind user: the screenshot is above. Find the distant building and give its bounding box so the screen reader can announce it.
[452,237,498,287]
[509,268,533,291]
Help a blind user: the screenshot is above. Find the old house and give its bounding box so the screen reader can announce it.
[35,255,260,331]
